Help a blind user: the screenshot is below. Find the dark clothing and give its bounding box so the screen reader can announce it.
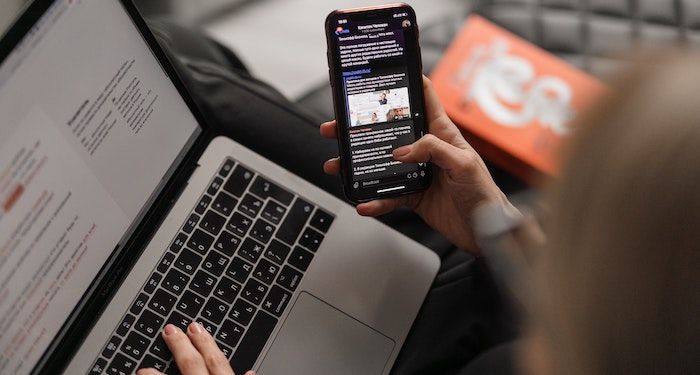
[149,20,519,375]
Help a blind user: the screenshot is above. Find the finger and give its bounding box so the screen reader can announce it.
[186,322,234,375]
[356,194,418,217]
[422,76,449,124]
[320,120,338,139]
[393,134,476,176]
[136,369,165,375]
[161,324,207,375]
[244,372,257,375]
[421,76,471,149]
[323,158,341,175]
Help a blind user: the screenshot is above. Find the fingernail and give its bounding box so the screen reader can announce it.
[163,324,177,336]
[393,145,412,157]
[189,321,204,334]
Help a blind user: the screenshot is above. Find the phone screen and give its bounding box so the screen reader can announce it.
[326,6,430,202]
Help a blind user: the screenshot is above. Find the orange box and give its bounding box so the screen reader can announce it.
[430,15,607,183]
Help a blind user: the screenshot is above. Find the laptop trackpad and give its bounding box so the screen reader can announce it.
[256,292,395,375]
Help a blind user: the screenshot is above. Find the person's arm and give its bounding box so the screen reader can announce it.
[473,203,545,310]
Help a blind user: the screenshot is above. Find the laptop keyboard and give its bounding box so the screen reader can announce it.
[88,158,335,375]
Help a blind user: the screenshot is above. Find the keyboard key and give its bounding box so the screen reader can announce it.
[207,177,224,196]
[135,309,164,338]
[156,252,176,273]
[116,314,136,337]
[277,266,302,291]
[187,229,214,255]
[107,353,136,375]
[261,200,286,224]
[227,212,252,237]
[241,279,268,305]
[218,342,233,359]
[226,257,253,284]
[238,193,263,218]
[89,358,108,375]
[231,311,278,375]
[237,238,264,263]
[212,192,238,217]
[195,195,212,215]
[143,272,162,294]
[196,317,218,336]
[250,219,275,244]
[130,293,149,315]
[174,248,202,275]
[170,233,188,253]
[310,209,334,233]
[121,331,149,360]
[219,159,235,177]
[202,250,229,275]
[183,213,200,234]
[148,289,177,316]
[176,290,204,319]
[275,198,313,245]
[288,246,314,271]
[298,227,324,252]
[149,335,171,360]
[168,310,192,332]
[249,176,294,206]
[262,285,292,317]
[216,319,244,348]
[223,164,254,197]
[139,354,166,372]
[200,210,226,236]
[162,268,190,296]
[201,297,229,324]
[253,258,279,285]
[189,270,217,297]
[213,276,241,303]
[229,298,255,326]
[214,230,241,257]
[265,240,291,265]
[102,336,121,359]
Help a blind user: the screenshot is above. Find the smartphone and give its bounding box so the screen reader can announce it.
[325,3,431,203]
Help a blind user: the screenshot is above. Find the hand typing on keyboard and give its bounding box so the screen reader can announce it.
[137,322,256,375]
[94,159,333,375]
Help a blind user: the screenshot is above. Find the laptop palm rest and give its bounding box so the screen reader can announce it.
[257,292,395,375]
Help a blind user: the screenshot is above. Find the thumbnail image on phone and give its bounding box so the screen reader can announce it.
[325,4,431,203]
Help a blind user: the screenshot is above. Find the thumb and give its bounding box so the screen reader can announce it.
[393,134,475,175]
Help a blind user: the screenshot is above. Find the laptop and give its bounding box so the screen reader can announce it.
[0,1,439,374]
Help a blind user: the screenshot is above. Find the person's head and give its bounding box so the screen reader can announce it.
[386,109,395,120]
[380,93,386,100]
[526,53,700,375]
[371,112,378,121]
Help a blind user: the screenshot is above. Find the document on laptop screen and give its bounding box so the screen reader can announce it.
[0,0,200,372]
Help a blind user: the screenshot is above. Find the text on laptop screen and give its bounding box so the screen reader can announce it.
[0,0,200,372]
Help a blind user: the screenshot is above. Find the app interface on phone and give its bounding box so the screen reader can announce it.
[332,11,426,191]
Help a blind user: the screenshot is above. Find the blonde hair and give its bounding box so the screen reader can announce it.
[535,54,700,374]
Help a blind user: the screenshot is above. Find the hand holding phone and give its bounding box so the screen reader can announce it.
[321,75,518,252]
[325,4,431,203]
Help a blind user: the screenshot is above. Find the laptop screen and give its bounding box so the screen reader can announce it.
[0,0,200,372]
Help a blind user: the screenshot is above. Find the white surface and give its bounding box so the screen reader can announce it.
[205,0,464,99]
